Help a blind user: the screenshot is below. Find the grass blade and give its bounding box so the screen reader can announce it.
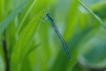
[78,0,106,29]
[16,0,37,34]
[0,45,5,71]
[0,0,29,36]
[10,10,44,71]
[64,0,79,40]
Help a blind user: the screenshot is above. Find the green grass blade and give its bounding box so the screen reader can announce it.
[27,44,41,55]
[78,0,106,29]
[0,55,5,71]
[0,0,5,22]
[64,0,79,40]
[10,10,44,71]
[16,0,37,34]
[0,45,5,71]
[0,0,29,36]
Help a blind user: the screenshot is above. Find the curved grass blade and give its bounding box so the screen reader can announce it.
[64,0,79,40]
[78,0,106,29]
[16,0,37,34]
[26,43,41,56]
[0,0,29,36]
[10,10,44,71]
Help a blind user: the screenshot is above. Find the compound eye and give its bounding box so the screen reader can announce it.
[46,12,49,15]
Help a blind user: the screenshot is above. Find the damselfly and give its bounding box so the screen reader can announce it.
[45,13,72,60]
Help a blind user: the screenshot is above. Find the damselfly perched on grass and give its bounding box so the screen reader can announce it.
[44,13,72,60]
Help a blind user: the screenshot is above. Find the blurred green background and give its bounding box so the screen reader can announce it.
[0,0,106,71]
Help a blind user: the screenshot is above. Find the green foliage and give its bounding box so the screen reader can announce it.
[10,10,43,71]
[78,0,106,29]
[0,0,106,71]
[0,0,29,36]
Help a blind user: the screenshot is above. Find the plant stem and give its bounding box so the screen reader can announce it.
[3,40,9,71]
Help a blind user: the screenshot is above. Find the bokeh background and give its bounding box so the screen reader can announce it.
[0,0,106,71]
